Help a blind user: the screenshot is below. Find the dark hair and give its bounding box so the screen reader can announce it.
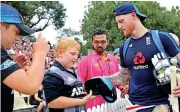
[91,28,107,40]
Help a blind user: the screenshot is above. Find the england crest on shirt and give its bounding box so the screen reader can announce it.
[0,59,16,70]
[146,36,151,45]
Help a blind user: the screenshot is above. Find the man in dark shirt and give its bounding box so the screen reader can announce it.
[107,2,180,112]
[1,3,50,112]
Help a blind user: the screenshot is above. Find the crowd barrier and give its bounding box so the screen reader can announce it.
[83,88,134,112]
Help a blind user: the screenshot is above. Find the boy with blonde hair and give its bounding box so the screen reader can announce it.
[43,37,95,112]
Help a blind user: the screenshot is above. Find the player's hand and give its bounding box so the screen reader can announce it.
[32,32,50,55]
[117,83,129,98]
[172,83,180,96]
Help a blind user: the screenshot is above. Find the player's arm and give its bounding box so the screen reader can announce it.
[105,66,130,85]
[107,43,130,85]
[175,53,180,63]
[3,33,50,95]
[3,52,47,95]
[159,32,179,57]
[48,91,95,108]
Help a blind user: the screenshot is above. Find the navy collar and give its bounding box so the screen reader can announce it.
[53,60,77,78]
[53,60,66,71]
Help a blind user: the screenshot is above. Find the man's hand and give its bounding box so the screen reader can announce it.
[117,83,129,98]
[172,72,180,97]
[172,84,180,97]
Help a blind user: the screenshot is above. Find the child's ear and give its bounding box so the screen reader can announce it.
[55,49,63,57]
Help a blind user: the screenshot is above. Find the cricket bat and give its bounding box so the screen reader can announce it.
[170,66,179,112]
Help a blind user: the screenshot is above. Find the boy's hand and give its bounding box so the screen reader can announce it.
[82,90,96,104]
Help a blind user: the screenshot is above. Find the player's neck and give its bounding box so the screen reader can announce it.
[131,22,148,39]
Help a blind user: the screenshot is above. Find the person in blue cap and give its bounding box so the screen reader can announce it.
[113,48,120,63]
[1,3,50,112]
[106,2,180,112]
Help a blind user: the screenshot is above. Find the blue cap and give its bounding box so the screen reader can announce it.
[114,2,147,21]
[113,48,120,55]
[1,3,35,36]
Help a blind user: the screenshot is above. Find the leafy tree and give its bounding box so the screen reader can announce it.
[81,1,123,52]
[2,1,66,31]
[81,1,180,54]
[59,28,81,37]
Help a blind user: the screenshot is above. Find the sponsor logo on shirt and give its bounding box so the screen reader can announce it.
[133,52,145,64]
[133,65,149,69]
[0,59,16,70]
[133,52,149,69]
[129,44,133,47]
[71,87,84,97]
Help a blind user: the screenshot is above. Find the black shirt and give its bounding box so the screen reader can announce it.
[43,60,85,112]
[30,90,43,105]
[1,48,21,112]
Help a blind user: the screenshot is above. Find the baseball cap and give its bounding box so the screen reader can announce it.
[1,3,35,36]
[114,2,147,21]
[85,77,117,103]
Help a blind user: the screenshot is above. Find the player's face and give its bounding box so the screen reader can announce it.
[1,23,20,50]
[115,13,135,37]
[92,34,108,54]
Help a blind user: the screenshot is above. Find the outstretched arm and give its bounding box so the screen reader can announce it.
[106,66,130,85]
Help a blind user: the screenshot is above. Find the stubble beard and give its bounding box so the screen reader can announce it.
[93,46,106,54]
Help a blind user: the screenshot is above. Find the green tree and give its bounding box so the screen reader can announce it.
[81,1,180,54]
[82,1,122,52]
[2,1,66,31]
[59,28,81,37]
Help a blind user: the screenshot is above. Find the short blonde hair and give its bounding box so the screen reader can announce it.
[55,37,80,52]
